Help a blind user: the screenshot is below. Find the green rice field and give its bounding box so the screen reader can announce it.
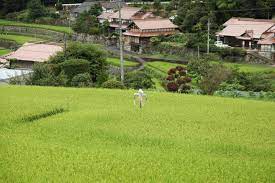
[0,48,10,56]
[0,34,44,44]
[146,61,185,73]
[106,57,139,67]
[0,19,73,34]
[0,86,274,182]
[217,62,275,73]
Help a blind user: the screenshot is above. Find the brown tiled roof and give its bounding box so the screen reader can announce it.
[218,17,275,39]
[132,12,155,20]
[110,6,141,20]
[6,43,62,62]
[97,12,113,19]
[109,23,129,29]
[133,19,178,30]
[224,17,275,26]
[217,24,274,39]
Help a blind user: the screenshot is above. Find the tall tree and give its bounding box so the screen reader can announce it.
[1,0,28,14]
[27,0,46,20]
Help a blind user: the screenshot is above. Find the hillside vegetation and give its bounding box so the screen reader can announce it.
[0,86,274,182]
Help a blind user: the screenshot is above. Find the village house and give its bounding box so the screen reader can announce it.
[217,18,275,49]
[5,43,63,68]
[72,0,124,18]
[108,6,155,31]
[123,19,178,53]
[97,5,178,53]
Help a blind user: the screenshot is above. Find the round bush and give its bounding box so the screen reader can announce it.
[166,75,174,81]
[101,79,125,89]
[167,82,179,92]
[59,59,90,80]
[168,68,177,75]
[124,71,155,89]
[71,73,92,87]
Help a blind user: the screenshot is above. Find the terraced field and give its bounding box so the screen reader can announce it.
[0,19,73,34]
[0,34,44,44]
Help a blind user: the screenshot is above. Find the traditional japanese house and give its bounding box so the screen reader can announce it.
[123,19,178,52]
[108,6,155,31]
[258,27,275,60]
[216,17,275,49]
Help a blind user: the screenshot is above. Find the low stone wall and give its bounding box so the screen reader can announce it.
[246,51,274,64]
[0,39,18,49]
[141,57,188,64]
[71,33,110,45]
[108,65,141,76]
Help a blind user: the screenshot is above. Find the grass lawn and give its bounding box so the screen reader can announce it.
[0,48,10,56]
[106,57,139,67]
[0,86,274,182]
[0,34,44,44]
[0,19,73,34]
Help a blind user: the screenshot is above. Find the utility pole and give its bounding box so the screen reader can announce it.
[197,45,200,59]
[207,18,210,54]
[118,0,124,83]
[64,33,67,60]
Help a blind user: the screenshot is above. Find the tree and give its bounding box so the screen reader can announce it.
[62,42,108,82]
[1,0,28,14]
[199,64,232,95]
[27,0,46,20]
[88,3,103,17]
[72,12,100,35]
[153,0,162,15]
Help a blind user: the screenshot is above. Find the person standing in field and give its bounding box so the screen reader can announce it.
[134,89,147,109]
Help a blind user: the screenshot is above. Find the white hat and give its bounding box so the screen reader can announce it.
[138,89,143,93]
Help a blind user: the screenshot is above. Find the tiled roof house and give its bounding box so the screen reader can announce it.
[217,17,275,48]
[216,17,275,60]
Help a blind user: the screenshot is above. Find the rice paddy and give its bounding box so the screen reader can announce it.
[0,86,274,182]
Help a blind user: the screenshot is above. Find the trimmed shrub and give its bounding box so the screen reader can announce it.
[71,73,92,87]
[59,59,90,80]
[124,71,155,89]
[101,79,125,89]
[167,82,178,92]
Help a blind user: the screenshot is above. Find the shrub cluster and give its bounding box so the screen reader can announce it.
[102,79,125,89]
[124,70,155,89]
